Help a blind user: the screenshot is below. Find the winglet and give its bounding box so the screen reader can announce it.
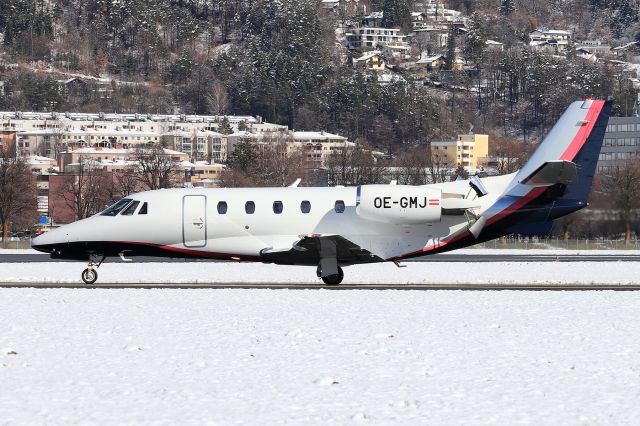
[288,178,302,187]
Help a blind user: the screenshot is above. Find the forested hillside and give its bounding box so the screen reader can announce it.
[1,0,639,153]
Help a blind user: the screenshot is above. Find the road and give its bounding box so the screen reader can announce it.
[1,282,640,290]
[2,253,640,263]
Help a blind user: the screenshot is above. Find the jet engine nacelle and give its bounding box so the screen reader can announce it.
[356,185,442,225]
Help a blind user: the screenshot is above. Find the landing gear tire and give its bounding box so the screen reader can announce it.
[320,266,344,286]
[81,268,98,285]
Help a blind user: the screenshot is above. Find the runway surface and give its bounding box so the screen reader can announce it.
[3,253,640,263]
[2,282,640,290]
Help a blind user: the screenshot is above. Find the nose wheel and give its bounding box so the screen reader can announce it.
[82,268,98,284]
[82,254,105,285]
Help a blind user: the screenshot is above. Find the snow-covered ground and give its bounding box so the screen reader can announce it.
[2,289,640,424]
[0,260,639,284]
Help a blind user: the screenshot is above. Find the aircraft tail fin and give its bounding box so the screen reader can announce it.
[508,99,612,202]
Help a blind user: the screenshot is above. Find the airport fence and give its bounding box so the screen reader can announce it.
[473,238,640,250]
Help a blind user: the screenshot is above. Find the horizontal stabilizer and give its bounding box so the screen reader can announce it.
[519,160,577,187]
[440,198,482,210]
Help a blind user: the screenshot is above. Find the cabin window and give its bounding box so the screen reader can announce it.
[245,201,255,214]
[273,201,283,214]
[121,201,140,216]
[138,202,148,215]
[101,198,132,216]
[217,201,228,214]
[335,200,345,213]
[300,200,311,213]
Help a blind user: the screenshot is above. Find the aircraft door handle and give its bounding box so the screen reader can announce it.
[192,218,204,229]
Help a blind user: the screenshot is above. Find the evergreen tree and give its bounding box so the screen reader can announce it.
[227,139,257,173]
[445,28,456,70]
[219,116,234,135]
[381,0,412,32]
[463,12,487,66]
[498,0,515,16]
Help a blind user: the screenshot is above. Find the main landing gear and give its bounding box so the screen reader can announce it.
[316,239,344,285]
[82,254,105,284]
[316,265,344,286]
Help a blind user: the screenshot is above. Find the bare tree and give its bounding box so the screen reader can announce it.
[112,167,139,198]
[256,135,308,187]
[391,145,431,185]
[428,147,453,183]
[326,142,385,186]
[56,157,113,221]
[220,134,308,187]
[206,80,230,116]
[490,134,531,175]
[0,149,37,245]
[131,144,181,190]
[599,159,640,242]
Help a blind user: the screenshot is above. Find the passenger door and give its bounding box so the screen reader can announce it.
[183,195,207,248]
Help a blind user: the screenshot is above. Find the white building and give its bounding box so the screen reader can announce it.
[529,28,572,53]
[345,27,410,53]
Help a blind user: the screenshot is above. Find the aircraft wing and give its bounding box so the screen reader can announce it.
[260,235,383,266]
[518,160,577,187]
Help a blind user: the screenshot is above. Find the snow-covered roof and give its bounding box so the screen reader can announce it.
[364,12,384,19]
[354,51,383,62]
[25,155,56,165]
[486,40,503,46]
[293,131,346,141]
[613,41,640,51]
[416,55,445,64]
[532,28,571,35]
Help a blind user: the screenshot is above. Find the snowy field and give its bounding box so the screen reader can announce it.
[2,289,640,424]
[1,259,640,284]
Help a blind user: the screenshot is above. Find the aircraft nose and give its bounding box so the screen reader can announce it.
[31,229,65,254]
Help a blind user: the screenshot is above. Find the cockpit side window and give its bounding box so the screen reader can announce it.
[138,202,148,215]
[101,198,132,216]
[121,200,140,216]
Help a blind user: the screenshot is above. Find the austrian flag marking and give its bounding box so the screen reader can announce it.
[428,199,440,206]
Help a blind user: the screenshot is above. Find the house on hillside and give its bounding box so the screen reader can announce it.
[353,51,387,71]
[412,25,449,48]
[613,41,640,62]
[344,27,410,55]
[485,40,504,51]
[529,28,572,54]
[577,40,612,56]
[575,48,597,62]
[416,54,446,71]
[361,12,384,27]
[411,12,428,29]
[321,0,339,10]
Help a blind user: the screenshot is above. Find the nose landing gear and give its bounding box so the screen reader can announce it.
[82,254,105,284]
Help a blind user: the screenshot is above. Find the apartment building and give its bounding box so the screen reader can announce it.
[345,27,410,53]
[431,134,489,169]
[0,111,258,159]
[598,116,640,172]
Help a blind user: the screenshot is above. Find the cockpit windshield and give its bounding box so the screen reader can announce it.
[101,198,132,216]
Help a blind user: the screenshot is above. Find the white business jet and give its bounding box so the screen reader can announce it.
[32,100,611,284]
